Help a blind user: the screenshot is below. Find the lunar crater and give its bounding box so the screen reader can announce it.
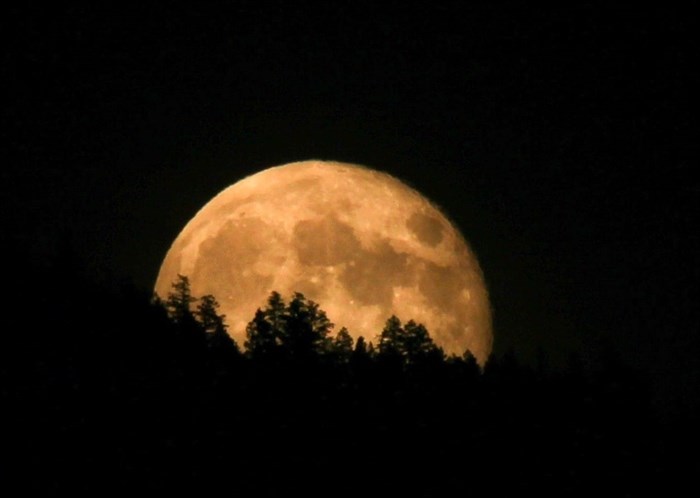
[293,215,362,267]
[407,211,445,247]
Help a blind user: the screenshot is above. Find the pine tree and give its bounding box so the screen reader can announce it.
[196,294,226,335]
[165,274,196,323]
[197,294,240,359]
[283,292,333,360]
[245,309,276,358]
[333,327,354,364]
[350,336,373,378]
[377,316,440,369]
[378,315,403,358]
[353,336,368,358]
[403,320,440,366]
[264,291,287,339]
[165,274,207,367]
[245,292,287,359]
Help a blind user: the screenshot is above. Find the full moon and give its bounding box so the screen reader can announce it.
[155,160,492,363]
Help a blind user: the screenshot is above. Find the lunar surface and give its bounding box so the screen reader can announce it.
[155,160,492,363]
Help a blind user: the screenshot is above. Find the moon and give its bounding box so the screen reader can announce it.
[155,160,492,363]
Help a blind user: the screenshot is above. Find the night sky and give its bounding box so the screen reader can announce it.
[3,4,696,412]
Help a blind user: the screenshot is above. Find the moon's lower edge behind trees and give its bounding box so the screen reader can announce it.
[155,160,493,364]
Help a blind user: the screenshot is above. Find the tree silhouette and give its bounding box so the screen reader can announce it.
[264,291,287,339]
[378,315,404,358]
[377,315,440,369]
[366,341,376,358]
[5,251,663,496]
[165,274,196,323]
[462,349,481,379]
[402,320,441,366]
[244,291,289,359]
[352,335,369,359]
[197,294,240,365]
[349,335,374,383]
[332,327,354,364]
[282,292,333,361]
[164,274,206,356]
[243,291,342,367]
[196,294,225,335]
[245,308,276,359]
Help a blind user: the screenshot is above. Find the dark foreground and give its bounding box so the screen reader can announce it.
[1,269,695,496]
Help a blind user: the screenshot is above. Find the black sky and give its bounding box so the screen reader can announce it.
[2,3,696,410]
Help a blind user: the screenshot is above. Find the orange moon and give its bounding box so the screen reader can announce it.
[155,160,493,363]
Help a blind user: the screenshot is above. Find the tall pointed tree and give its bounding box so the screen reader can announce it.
[283,292,333,360]
[245,292,287,359]
[165,274,207,364]
[403,320,440,366]
[245,308,276,359]
[165,274,196,323]
[196,294,226,335]
[333,327,354,364]
[353,336,369,358]
[350,336,374,379]
[264,291,287,340]
[378,315,403,358]
[197,294,240,359]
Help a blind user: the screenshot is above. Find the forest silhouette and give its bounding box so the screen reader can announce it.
[0,266,683,495]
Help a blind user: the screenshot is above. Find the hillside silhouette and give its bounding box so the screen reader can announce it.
[0,265,690,495]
